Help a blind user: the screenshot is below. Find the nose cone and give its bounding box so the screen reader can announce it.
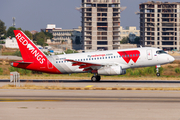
[169,56,175,62]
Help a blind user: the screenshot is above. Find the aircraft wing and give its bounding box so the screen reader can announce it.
[65,59,103,72]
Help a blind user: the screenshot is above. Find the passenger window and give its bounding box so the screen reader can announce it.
[97,57,99,60]
[86,58,88,61]
[89,58,91,60]
[94,58,96,60]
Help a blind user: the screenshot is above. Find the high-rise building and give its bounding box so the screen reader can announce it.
[139,1,180,51]
[82,0,121,51]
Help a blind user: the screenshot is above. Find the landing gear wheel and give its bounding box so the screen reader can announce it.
[156,65,161,77]
[91,75,101,82]
[96,75,101,82]
[156,73,160,77]
[91,76,97,82]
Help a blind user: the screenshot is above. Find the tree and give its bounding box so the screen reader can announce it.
[44,32,53,39]
[37,38,44,46]
[34,32,46,46]
[16,28,23,31]
[7,27,16,38]
[24,30,33,40]
[0,20,6,39]
[120,37,129,44]
[0,41,5,44]
[34,32,45,41]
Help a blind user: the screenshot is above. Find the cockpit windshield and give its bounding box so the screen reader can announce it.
[156,50,167,54]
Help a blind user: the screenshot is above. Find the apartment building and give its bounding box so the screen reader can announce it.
[139,1,180,51]
[82,0,121,51]
[120,26,140,42]
[50,26,82,50]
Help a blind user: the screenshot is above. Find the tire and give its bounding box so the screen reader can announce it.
[91,76,101,82]
[96,76,101,82]
[156,73,160,77]
[91,76,97,82]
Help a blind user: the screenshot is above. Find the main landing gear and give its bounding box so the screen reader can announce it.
[156,65,160,77]
[91,74,101,82]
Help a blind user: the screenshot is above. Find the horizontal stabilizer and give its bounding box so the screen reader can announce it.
[14,61,33,64]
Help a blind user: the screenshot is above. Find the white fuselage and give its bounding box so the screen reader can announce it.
[47,47,174,74]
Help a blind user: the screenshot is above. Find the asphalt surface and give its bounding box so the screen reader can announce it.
[1,79,180,88]
[0,89,180,120]
[174,56,180,60]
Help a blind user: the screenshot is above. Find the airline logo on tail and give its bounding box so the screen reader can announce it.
[15,32,45,64]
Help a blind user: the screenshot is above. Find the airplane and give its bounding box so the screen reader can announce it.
[11,30,175,82]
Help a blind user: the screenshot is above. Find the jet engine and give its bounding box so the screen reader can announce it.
[97,66,126,75]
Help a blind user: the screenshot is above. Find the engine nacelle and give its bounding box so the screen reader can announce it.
[97,66,126,75]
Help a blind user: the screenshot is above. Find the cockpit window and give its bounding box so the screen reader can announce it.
[156,50,167,54]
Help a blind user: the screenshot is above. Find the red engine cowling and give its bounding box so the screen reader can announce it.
[97,66,126,75]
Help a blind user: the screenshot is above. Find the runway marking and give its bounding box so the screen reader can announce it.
[85,85,94,88]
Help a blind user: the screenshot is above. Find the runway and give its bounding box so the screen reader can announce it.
[1,79,180,88]
[0,89,180,120]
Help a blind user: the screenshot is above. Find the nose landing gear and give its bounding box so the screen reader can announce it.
[156,65,161,77]
[91,74,101,82]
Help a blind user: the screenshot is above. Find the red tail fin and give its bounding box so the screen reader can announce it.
[14,30,46,64]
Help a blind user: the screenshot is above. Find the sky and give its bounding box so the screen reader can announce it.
[0,0,179,31]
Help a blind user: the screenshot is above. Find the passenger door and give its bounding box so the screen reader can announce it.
[147,49,153,60]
